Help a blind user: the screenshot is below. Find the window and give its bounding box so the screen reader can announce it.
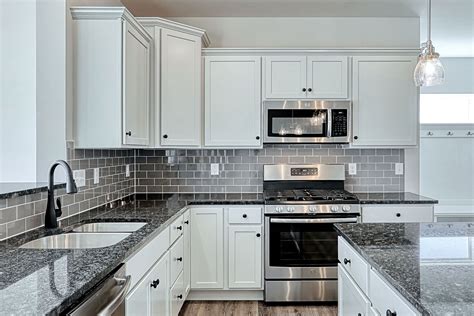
[420,94,474,124]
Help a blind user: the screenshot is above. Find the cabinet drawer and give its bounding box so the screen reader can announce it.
[228,207,262,224]
[362,205,434,223]
[170,214,184,244]
[170,271,185,316]
[126,227,170,290]
[369,269,419,316]
[338,237,369,295]
[170,235,184,286]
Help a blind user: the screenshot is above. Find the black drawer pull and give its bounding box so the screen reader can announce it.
[343,258,351,265]
[176,257,183,262]
[150,279,160,288]
[125,131,132,136]
[386,310,397,316]
[242,214,248,218]
[396,213,401,217]
[176,225,183,230]
[177,294,183,300]
[256,233,261,237]
[184,220,189,224]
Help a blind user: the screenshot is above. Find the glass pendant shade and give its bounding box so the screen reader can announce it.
[414,51,445,87]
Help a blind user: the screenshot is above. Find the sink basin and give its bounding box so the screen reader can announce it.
[72,222,146,233]
[20,233,130,249]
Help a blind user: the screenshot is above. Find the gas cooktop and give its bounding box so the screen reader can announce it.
[264,189,359,205]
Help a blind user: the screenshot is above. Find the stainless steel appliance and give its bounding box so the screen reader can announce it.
[263,100,351,144]
[264,164,361,302]
[68,264,131,316]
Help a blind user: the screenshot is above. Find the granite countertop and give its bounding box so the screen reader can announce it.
[335,222,474,316]
[355,192,438,204]
[0,182,66,199]
[0,196,263,315]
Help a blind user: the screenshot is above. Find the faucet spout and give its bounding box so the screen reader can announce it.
[45,160,77,229]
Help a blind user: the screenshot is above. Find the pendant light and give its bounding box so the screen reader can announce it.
[414,0,445,87]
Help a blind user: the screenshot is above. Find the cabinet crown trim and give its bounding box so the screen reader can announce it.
[202,48,420,55]
[137,17,211,47]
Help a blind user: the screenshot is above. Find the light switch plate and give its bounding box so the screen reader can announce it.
[73,169,86,187]
[348,163,357,175]
[126,165,130,177]
[395,163,404,175]
[211,163,219,176]
[93,168,100,184]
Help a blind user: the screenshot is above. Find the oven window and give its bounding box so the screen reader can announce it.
[269,222,338,267]
[268,109,327,137]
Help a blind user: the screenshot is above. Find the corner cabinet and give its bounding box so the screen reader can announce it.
[71,7,151,148]
[352,56,419,147]
[160,29,202,147]
[264,56,349,100]
[204,57,262,148]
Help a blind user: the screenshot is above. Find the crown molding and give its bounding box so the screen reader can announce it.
[202,47,420,55]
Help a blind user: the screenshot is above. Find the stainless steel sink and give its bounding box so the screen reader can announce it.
[20,232,130,249]
[72,222,146,233]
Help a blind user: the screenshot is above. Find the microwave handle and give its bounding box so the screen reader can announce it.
[327,109,332,137]
[270,217,358,224]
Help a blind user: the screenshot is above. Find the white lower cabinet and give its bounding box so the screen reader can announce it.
[361,204,434,223]
[338,265,369,316]
[126,253,169,316]
[228,225,262,289]
[170,272,185,316]
[183,210,191,298]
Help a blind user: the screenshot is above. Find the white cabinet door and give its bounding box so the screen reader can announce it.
[190,208,224,289]
[352,56,418,146]
[126,276,150,316]
[338,265,370,316]
[170,271,185,316]
[183,210,191,298]
[228,225,262,289]
[123,21,151,146]
[307,56,348,99]
[149,254,169,316]
[265,56,307,99]
[161,29,201,147]
[204,56,262,148]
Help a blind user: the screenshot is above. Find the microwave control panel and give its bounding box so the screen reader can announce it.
[331,110,348,137]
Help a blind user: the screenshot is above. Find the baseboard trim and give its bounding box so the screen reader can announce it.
[187,290,264,301]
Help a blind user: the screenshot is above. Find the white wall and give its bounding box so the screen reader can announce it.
[171,17,420,48]
[421,58,474,94]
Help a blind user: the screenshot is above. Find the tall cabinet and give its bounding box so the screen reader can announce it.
[71,7,152,148]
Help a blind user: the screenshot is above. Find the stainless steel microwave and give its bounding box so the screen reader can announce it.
[263,100,352,144]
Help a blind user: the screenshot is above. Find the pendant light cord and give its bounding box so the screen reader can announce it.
[427,0,432,43]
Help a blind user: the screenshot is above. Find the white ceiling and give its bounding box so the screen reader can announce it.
[122,0,474,56]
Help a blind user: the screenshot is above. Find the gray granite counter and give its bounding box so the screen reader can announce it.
[355,192,438,204]
[0,182,65,200]
[335,222,474,316]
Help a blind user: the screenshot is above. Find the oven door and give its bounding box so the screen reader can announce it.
[263,100,351,143]
[265,216,358,280]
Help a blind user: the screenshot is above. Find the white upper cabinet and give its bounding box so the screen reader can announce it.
[204,56,262,148]
[307,56,348,99]
[352,56,419,147]
[161,29,202,147]
[264,56,348,100]
[265,56,307,99]
[72,7,151,148]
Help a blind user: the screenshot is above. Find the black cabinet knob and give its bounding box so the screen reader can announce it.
[176,257,183,262]
[386,310,397,316]
[256,136,260,140]
[150,279,160,288]
[396,213,401,217]
[184,220,189,224]
[177,225,183,230]
[163,134,168,139]
[125,131,132,136]
[256,233,261,237]
[358,314,362,316]
[177,294,183,300]
[308,88,312,92]
[242,214,248,218]
[343,258,351,265]
[302,88,307,92]
[354,136,358,140]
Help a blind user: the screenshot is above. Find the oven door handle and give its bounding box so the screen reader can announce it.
[270,217,358,224]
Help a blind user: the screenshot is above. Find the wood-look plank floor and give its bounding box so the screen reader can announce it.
[179,301,338,316]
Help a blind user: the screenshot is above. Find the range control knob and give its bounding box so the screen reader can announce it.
[330,206,339,213]
[342,205,351,212]
[275,206,283,213]
[308,207,316,213]
[287,207,295,213]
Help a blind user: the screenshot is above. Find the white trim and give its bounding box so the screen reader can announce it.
[203,48,420,55]
[187,290,263,301]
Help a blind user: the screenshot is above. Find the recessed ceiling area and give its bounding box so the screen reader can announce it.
[120,0,473,56]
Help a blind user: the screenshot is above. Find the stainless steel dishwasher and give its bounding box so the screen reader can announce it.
[68,264,131,316]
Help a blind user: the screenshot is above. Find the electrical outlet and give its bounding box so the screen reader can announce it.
[211,163,219,176]
[73,169,86,187]
[348,163,357,175]
[94,168,100,184]
[395,163,404,175]
[126,165,130,177]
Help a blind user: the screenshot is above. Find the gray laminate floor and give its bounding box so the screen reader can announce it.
[179,301,338,316]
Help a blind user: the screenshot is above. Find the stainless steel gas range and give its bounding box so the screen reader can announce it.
[263,164,361,303]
